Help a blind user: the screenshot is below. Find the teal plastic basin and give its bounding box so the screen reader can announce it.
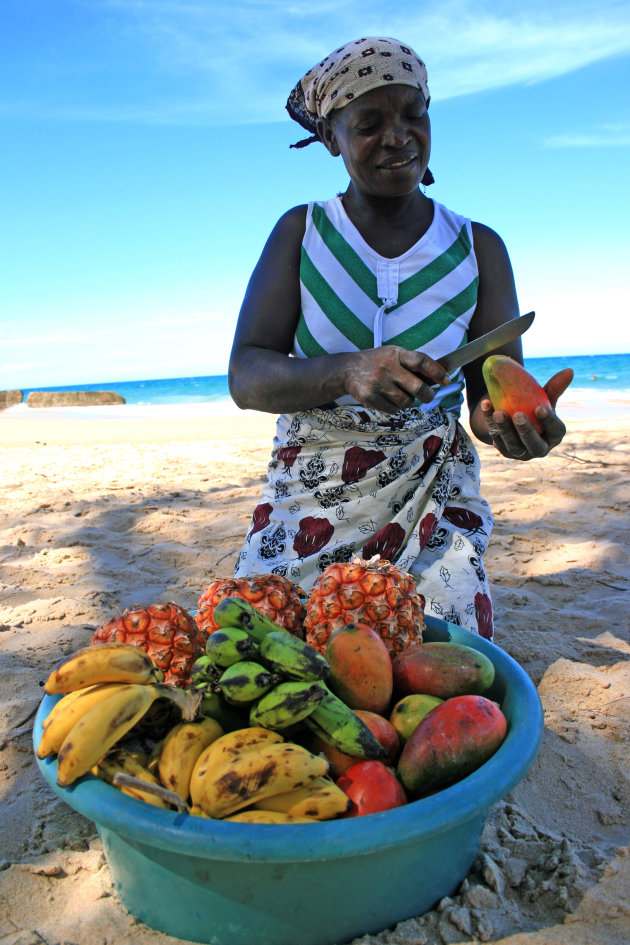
[33,617,542,945]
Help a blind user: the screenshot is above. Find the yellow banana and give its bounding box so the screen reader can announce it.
[189,805,211,818]
[37,683,127,759]
[189,727,284,806]
[56,683,162,786]
[41,684,98,726]
[254,776,352,820]
[157,716,224,801]
[194,741,329,818]
[93,748,170,808]
[223,810,318,824]
[44,642,162,694]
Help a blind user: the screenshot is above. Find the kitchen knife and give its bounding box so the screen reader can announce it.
[438,311,535,375]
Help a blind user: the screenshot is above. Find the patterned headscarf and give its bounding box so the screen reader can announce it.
[287,37,430,146]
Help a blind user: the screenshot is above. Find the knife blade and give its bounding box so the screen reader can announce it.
[438,311,535,375]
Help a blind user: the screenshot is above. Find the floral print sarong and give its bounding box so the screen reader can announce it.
[234,405,494,639]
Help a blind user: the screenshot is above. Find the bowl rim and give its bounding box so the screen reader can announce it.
[33,617,543,863]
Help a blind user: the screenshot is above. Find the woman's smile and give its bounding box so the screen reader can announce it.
[377,154,418,170]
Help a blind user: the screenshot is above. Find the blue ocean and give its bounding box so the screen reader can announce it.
[20,352,630,407]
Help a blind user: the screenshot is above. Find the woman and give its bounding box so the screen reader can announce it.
[228,37,571,638]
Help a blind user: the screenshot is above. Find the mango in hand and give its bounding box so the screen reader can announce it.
[482,355,552,434]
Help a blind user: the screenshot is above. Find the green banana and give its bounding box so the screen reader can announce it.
[190,655,221,685]
[205,627,260,667]
[198,688,251,732]
[259,630,329,681]
[212,596,285,643]
[249,680,327,730]
[216,660,280,704]
[303,687,387,760]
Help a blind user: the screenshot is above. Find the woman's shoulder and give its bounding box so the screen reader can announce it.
[271,196,341,244]
[470,220,509,255]
[264,204,309,253]
[275,204,309,231]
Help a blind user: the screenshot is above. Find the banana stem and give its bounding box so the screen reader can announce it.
[112,772,191,813]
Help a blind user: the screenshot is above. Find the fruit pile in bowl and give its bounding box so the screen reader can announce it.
[32,557,543,945]
[36,558,506,820]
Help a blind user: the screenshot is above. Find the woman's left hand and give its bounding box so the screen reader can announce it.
[479,368,574,461]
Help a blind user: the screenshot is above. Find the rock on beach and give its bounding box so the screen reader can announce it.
[26,390,126,407]
[0,390,24,409]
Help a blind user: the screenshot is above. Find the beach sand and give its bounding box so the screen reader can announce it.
[1,405,629,945]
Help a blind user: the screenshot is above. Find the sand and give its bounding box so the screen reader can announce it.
[0,403,629,945]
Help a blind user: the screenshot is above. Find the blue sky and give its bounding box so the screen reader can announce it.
[2,0,630,388]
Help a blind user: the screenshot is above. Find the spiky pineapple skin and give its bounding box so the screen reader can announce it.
[90,601,205,686]
[304,557,425,656]
[195,574,306,639]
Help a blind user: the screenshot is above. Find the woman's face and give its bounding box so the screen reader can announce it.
[318,84,431,200]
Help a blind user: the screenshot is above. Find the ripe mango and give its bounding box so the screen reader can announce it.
[389,693,443,744]
[391,642,495,700]
[397,695,507,796]
[482,355,551,433]
[326,623,393,715]
[337,760,408,816]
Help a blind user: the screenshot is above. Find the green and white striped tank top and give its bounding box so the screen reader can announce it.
[293,196,479,415]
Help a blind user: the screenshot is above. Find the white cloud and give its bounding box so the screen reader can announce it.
[9,0,630,124]
[545,123,630,147]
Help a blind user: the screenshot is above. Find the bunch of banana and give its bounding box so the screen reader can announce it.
[208,599,388,753]
[87,721,352,821]
[187,608,332,732]
[38,642,200,787]
[189,727,329,818]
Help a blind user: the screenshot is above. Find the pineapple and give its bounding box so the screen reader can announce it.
[91,601,206,686]
[195,574,306,638]
[304,556,425,656]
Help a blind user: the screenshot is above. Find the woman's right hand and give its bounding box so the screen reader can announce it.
[343,345,452,413]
